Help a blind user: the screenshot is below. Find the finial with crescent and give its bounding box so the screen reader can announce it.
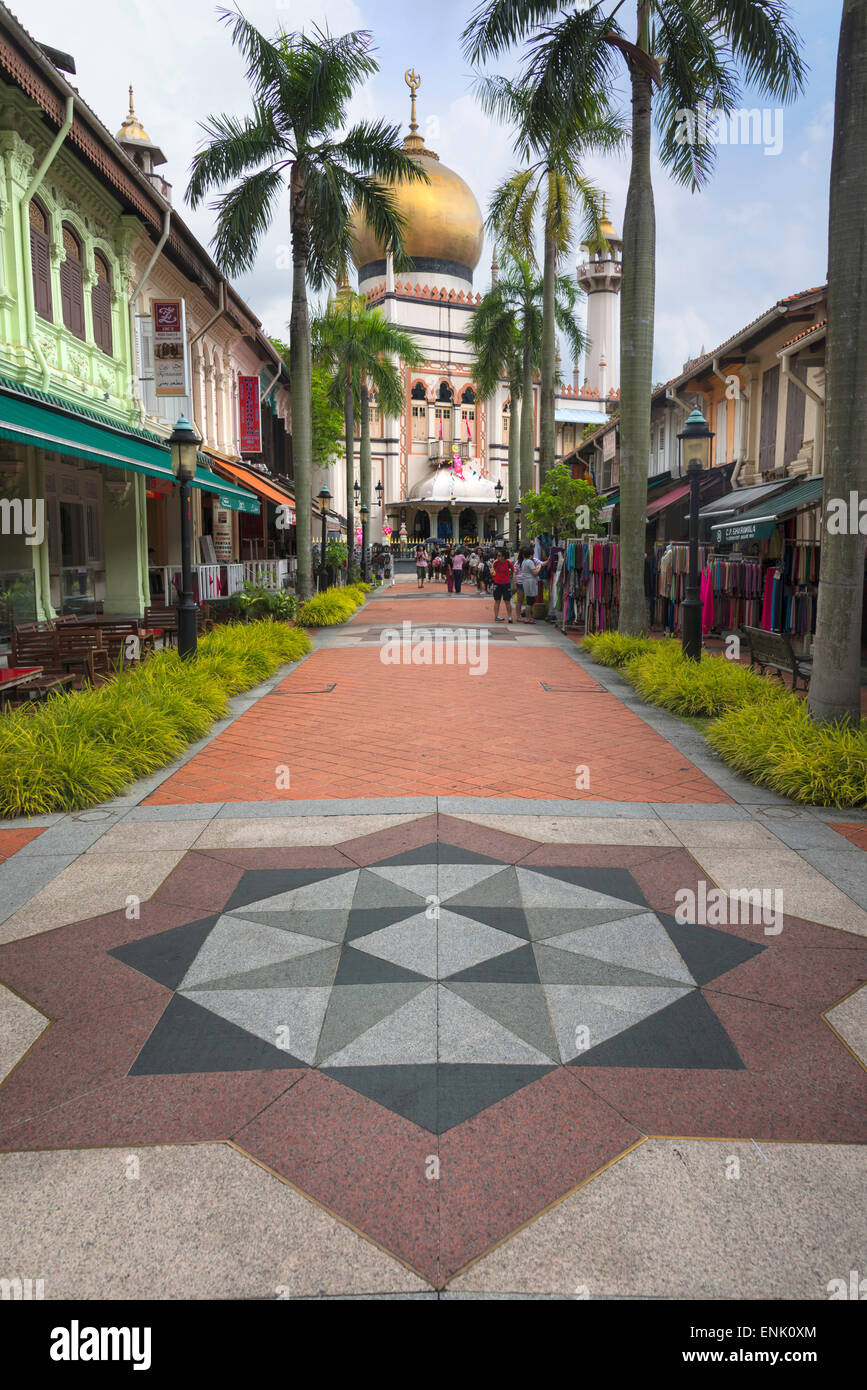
[405,68,420,94]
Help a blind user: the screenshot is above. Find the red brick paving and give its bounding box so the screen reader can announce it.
[146,592,730,806]
[830,823,867,851]
[0,828,44,862]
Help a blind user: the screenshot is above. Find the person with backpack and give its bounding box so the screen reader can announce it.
[415,544,428,589]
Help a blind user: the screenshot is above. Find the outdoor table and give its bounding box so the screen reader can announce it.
[8,673,76,704]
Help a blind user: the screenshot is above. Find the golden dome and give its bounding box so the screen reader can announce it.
[351,73,484,278]
[117,86,151,143]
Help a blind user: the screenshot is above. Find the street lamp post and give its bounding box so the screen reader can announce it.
[169,416,201,660]
[317,486,331,592]
[360,503,370,581]
[514,501,522,547]
[375,480,383,510]
[677,408,714,662]
[495,478,504,541]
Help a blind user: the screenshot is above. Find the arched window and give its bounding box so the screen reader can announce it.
[411,381,427,400]
[60,224,85,340]
[502,399,511,443]
[437,381,453,403]
[461,386,475,405]
[29,199,53,323]
[92,251,113,356]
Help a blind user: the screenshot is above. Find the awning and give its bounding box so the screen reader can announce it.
[192,458,260,514]
[699,478,797,520]
[600,473,673,510]
[0,379,175,481]
[646,480,691,519]
[555,408,609,425]
[712,475,823,542]
[209,456,294,520]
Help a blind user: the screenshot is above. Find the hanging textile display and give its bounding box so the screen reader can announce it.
[562,538,620,633]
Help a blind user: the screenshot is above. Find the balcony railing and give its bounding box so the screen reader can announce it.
[151,560,293,605]
[428,439,470,461]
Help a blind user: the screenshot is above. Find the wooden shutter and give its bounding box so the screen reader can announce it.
[60,226,85,340]
[758,364,780,473]
[92,253,113,356]
[28,201,53,322]
[784,363,807,467]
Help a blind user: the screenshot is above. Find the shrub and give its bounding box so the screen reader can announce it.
[0,619,312,818]
[233,581,298,623]
[707,695,867,807]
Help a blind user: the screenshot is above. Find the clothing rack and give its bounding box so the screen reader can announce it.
[562,537,620,633]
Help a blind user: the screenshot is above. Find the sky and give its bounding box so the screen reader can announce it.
[20,0,841,381]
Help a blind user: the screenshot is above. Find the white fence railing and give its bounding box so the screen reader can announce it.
[243,560,290,590]
[152,563,246,605]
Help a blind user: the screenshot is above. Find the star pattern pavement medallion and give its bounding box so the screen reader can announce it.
[0,814,865,1288]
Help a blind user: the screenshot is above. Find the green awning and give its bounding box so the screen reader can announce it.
[191,460,260,515]
[0,383,176,481]
[712,476,823,543]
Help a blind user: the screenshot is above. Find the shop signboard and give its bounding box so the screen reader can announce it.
[717,518,777,544]
[238,376,262,454]
[152,299,188,397]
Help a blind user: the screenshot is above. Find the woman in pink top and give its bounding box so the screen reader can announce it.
[452,549,465,593]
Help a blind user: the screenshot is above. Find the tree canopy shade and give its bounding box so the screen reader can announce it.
[312,292,422,574]
[463,0,806,633]
[187,10,428,598]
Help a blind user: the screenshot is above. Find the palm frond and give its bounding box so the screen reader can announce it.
[703,0,807,100]
[187,105,287,208]
[461,0,565,63]
[208,166,286,275]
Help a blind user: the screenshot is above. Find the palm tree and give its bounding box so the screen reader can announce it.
[467,274,524,546]
[187,12,427,599]
[477,75,623,483]
[313,294,423,578]
[472,252,583,512]
[464,1,805,633]
[807,0,866,727]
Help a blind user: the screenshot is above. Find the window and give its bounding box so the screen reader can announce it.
[502,401,510,442]
[411,402,427,442]
[435,404,452,441]
[60,224,85,340]
[460,405,475,449]
[92,252,113,357]
[29,199,52,323]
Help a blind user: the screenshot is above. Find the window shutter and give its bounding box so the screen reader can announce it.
[29,223,53,322]
[60,227,85,341]
[92,255,113,356]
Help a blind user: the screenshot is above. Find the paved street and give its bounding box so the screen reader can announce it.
[1,577,865,1297]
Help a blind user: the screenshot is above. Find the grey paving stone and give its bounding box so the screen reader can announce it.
[354,912,437,978]
[444,982,559,1059]
[120,804,225,822]
[437,911,525,977]
[437,986,552,1065]
[324,986,437,1065]
[215,798,438,818]
[799,849,867,910]
[0,854,77,927]
[438,798,657,818]
[181,916,332,988]
[543,983,692,1062]
[182,985,331,1064]
[316,984,429,1063]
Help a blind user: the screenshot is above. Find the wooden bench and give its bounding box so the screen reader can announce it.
[742,626,813,692]
[144,605,178,648]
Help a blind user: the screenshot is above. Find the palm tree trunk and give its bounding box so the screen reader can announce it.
[520,341,535,497]
[618,9,655,635]
[508,378,521,548]
[808,0,866,725]
[360,376,372,581]
[344,365,355,578]
[540,219,557,484]
[290,198,313,600]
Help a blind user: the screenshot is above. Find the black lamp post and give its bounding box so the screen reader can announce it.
[169,416,201,660]
[514,501,522,546]
[317,486,331,592]
[678,408,714,662]
[360,503,370,581]
[375,479,383,509]
[494,478,504,542]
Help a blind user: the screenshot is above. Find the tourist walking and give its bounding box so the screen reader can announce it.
[415,544,428,590]
[519,546,543,623]
[444,549,455,593]
[491,547,514,623]
[452,548,465,593]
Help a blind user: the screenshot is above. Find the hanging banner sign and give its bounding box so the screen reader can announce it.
[602,429,616,461]
[152,298,187,397]
[238,375,262,454]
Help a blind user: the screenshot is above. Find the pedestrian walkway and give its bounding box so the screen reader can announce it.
[0,577,865,1298]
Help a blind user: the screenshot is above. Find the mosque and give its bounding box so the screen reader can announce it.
[337,70,623,547]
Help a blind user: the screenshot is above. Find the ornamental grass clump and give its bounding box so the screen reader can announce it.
[581,632,659,667]
[297,588,359,626]
[0,619,312,818]
[622,645,778,719]
[707,696,867,807]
